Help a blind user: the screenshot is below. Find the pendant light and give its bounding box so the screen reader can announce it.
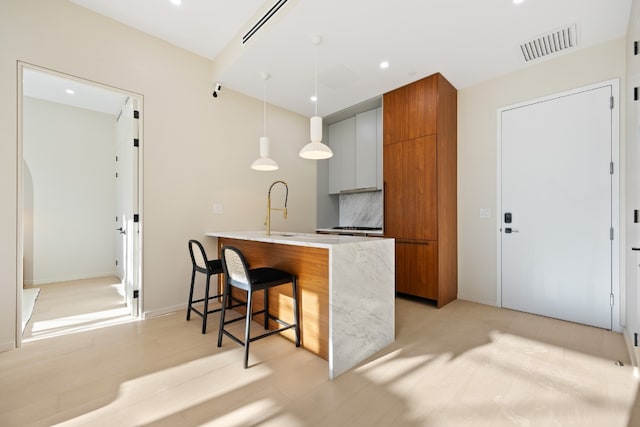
[251,72,279,171]
[299,35,333,160]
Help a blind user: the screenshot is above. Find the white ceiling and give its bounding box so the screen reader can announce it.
[23,68,127,116]
[65,0,630,117]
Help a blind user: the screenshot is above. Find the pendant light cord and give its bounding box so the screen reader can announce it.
[263,80,267,136]
[314,47,318,116]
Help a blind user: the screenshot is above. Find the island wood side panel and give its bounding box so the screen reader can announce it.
[218,238,329,360]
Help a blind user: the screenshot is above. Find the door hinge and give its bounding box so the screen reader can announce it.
[635,41,639,56]
[610,293,614,307]
[610,227,614,240]
[133,110,140,119]
[115,259,118,266]
[610,162,614,175]
[133,214,139,223]
[610,96,614,109]
[133,290,139,299]
[133,138,139,147]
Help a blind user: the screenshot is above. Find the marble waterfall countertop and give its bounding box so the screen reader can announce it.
[206,230,383,247]
[206,230,395,379]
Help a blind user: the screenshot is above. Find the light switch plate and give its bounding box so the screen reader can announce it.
[479,208,491,218]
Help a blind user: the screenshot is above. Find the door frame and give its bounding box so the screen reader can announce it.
[15,61,145,347]
[496,78,621,331]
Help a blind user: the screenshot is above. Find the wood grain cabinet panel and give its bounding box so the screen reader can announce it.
[383,72,457,307]
[383,85,407,145]
[395,241,438,300]
[403,136,437,241]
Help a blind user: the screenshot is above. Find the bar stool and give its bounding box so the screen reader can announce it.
[187,239,224,334]
[217,245,300,368]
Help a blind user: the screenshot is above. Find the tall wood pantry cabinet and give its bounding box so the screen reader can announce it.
[383,73,457,308]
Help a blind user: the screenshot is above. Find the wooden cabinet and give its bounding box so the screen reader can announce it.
[328,108,382,194]
[395,241,438,299]
[383,73,457,308]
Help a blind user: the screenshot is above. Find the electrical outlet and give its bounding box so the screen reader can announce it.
[479,208,491,218]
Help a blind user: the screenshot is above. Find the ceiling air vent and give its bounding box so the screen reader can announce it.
[520,24,577,62]
[242,0,288,45]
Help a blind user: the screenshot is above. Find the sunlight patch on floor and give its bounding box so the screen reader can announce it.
[25,307,135,342]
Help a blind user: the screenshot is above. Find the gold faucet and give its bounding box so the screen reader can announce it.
[265,180,288,235]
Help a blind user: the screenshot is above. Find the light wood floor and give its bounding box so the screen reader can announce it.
[1,279,638,426]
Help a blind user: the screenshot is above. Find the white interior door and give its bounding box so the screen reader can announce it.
[115,97,140,317]
[500,82,617,330]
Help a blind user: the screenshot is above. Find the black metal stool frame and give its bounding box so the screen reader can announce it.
[187,239,242,334]
[217,245,300,368]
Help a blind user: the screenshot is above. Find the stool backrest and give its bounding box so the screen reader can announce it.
[188,240,208,270]
[221,246,250,287]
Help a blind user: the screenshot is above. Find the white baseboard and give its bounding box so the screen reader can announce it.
[143,303,186,319]
[456,293,498,308]
[0,341,16,353]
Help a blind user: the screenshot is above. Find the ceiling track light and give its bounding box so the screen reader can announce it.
[251,72,279,171]
[299,35,333,160]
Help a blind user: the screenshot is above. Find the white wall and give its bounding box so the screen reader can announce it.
[23,97,116,285]
[458,37,626,306]
[625,0,640,363]
[0,0,314,351]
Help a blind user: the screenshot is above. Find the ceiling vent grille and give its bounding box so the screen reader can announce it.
[242,0,288,45]
[520,24,577,62]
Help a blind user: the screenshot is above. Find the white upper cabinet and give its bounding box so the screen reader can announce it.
[355,109,378,190]
[328,107,382,194]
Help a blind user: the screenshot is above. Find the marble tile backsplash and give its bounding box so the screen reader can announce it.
[339,191,383,227]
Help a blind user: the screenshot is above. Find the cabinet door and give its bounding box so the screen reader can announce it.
[355,109,377,189]
[328,121,343,194]
[407,75,438,139]
[383,142,403,237]
[383,86,407,145]
[338,117,356,192]
[395,241,438,299]
[403,136,437,240]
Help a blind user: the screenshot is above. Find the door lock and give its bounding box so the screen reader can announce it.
[504,228,519,234]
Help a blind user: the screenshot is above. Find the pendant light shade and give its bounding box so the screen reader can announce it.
[299,116,332,159]
[251,137,278,171]
[299,36,333,160]
[251,72,279,171]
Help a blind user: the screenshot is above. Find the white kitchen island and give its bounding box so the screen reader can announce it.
[206,231,395,379]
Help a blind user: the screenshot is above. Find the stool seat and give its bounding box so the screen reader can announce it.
[217,245,300,368]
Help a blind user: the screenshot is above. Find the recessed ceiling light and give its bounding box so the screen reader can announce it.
[65,89,74,95]
[380,61,390,69]
[513,0,525,4]
[310,95,317,102]
[170,0,181,5]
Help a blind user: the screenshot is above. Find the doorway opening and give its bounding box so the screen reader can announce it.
[17,62,143,346]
